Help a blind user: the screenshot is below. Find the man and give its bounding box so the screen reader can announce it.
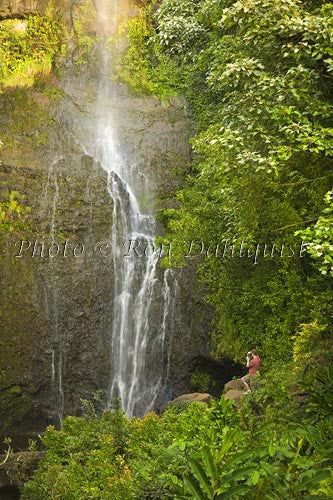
[242,349,260,393]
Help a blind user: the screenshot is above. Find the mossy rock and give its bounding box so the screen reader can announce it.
[189,355,243,398]
[190,370,213,394]
[165,399,200,414]
[0,386,35,436]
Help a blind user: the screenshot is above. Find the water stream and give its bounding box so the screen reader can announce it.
[89,85,175,416]
[40,1,179,421]
[42,158,65,425]
[85,2,178,417]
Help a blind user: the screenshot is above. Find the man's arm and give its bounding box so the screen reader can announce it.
[247,358,255,368]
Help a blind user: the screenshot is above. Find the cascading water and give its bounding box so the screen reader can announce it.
[43,159,65,425]
[87,1,178,417]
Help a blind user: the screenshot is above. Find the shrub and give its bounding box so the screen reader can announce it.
[0,16,63,89]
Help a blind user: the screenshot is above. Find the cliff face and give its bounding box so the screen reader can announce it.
[0,0,210,440]
[0,0,43,19]
[0,75,115,435]
[0,69,209,439]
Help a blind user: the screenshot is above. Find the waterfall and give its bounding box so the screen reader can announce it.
[42,158,65,425]
[91,86,175,416]
[86,2,178,417]
[145,268,180,412]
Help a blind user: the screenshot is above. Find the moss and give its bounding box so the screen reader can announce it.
[0,386,34,435]
[0,15,64,91]
[8,385,22,395]
[113,6,180,98]
[34,78,65,100]
[190,370,213,393]
[0,88,54,165]
[0,189,31,238]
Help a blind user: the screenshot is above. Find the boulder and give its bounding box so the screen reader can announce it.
[0,451,41,487]
[224,389,245,407]
[173,392,213,405]
[223,379,245,394]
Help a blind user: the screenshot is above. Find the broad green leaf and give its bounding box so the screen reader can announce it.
[184,475,207,500]
[189,458,213,497]
[215,484,249,499]
[202,446,217,481]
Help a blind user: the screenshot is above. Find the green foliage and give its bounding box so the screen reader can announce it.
[114,6,182,97]
[155,0,207,56]
[23,383,333,499]
[182,431,331,499]
[292,321,328,369]
[166,399,195,414]
[140,0,333,363]
[291,320,333,423]
[0,190,30,236]
[22,411,135,499]
[303,366,333,421]
[0,15,63,89]
[115,12,156,94]
[80,389,108,419]
[71,0,97,65]
[190,369,213,393]
[296,191,333,276]
[6,1,333,498]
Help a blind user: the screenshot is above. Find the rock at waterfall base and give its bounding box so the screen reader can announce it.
[173,392,213,405]
[0,451,41,488]
[162,392,213,413]
[223,379,245,394]
[223,389,245,407]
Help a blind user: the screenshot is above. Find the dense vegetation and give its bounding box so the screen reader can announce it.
[116,0,333,359]
[0,15,63,89]
[0,0,99,91]
[22,359,333,498]
[132,0,333,365]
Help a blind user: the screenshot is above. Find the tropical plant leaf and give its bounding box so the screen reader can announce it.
[222,465,257,484]
[223,447,267,469]
[189,457,214,497]
[202,446,217,481]
[215,483,249,499]
[294,469,330,492]
[184,474,208,500]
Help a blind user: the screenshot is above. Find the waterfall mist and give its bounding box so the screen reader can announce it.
[87,2,178,416]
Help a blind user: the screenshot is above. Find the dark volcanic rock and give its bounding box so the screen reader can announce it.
[0,66,209,437]
[0,450,41,488]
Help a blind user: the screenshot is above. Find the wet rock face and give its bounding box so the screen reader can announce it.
[0,450,41,488]
[0,76,115,434]
[0,154,115,434]
[0,0,42,19]
[0,67,209,437]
